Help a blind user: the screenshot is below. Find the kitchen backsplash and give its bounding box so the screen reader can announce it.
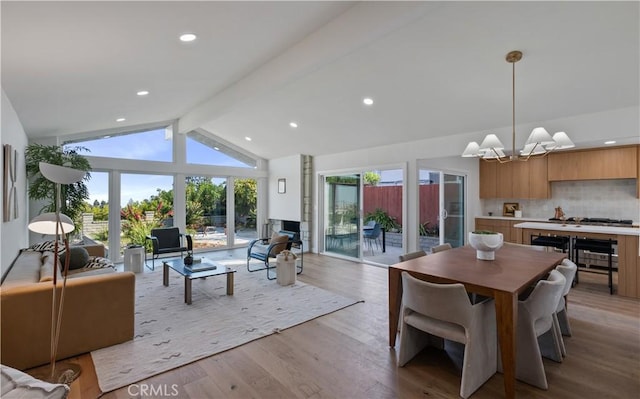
[481,179,640,221]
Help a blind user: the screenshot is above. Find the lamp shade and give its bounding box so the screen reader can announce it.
[462,142,480,157]
[520,143,546,156]
[482,148,506,159]
[548,131,575,150]
[39,162,86,185]
[525,127,555,146]
[479,134,505,151]
[28,212,75,235]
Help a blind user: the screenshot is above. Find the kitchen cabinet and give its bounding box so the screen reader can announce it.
[475,218,523,243]
[637,145,640,198]
[547,145,638,181]
[478,157,549,199]
[528,156,549,198]
[479,161,497,199]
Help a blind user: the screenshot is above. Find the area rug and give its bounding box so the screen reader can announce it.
[91,259,361,393]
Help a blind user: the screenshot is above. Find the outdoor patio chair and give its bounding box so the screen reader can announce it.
[363,222,382,254]
[145,227,193,270]
[247,230,303,280]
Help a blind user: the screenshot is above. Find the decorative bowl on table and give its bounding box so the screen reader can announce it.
[469,231,504,260]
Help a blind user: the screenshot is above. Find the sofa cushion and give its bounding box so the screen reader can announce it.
[84,256,115,269]
[1,364,69,399]
[59,246,90,270]
[39,252,63,282]
[2,250,43,287]
[28,241,66,256]
[269,232,290,256]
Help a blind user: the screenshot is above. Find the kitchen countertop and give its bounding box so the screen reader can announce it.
[514,222,640,236]
[476,216,549,222]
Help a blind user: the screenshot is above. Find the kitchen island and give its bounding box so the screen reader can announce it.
[514,222,640,298]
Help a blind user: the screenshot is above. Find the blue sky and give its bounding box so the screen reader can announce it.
[70,129,246,207]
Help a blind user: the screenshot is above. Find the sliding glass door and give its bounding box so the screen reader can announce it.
[323,174,361,259]
[419,169,466,250]
[442,173,465,248]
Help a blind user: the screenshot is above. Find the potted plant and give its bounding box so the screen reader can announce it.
[468,230,504,260]
[365,208,399,232]
[26,144,92,226]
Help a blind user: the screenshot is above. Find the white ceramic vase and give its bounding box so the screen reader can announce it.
[468,232,504,260]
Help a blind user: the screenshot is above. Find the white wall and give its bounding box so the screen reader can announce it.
[268,154,302,221]
[1,89,29,272]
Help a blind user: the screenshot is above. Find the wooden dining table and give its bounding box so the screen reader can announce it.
[388,244,566,399]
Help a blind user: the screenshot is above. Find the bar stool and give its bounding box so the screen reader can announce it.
[530,234,570,253]
[573,237,616,295]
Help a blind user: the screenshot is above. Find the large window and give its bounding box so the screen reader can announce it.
[81,171,109,246]
[186,176,228,250]
[62,123,263,261]
[119,173,173,257]
[65,127,173,162]
[186,131,256,168]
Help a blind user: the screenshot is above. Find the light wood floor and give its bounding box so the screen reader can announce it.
[57,254,638,398]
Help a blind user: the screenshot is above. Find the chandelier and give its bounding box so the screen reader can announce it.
[462,50,574,162]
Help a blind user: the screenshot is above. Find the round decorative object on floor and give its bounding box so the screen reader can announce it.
[469,231,504,260]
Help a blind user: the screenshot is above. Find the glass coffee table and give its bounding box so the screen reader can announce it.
[162,258,236,304]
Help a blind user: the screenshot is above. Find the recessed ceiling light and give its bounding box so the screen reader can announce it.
[137,90,149,96]
[363,97,374,106]
[245,136,252,141]
[116,118,126,122]
[213,146,220,151]
[179,33,197,42]
[604,140,616,145]
[103,135,111,139]
[289,122,298,128]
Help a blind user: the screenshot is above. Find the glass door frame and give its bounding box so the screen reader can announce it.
[317,163,407,265]
[319,172,363,261]
[418,166,468,250]
[440,171,466,248]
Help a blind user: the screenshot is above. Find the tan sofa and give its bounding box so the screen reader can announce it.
[1,244,135,370]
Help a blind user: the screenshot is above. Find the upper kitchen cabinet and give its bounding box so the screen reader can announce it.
[478,157,549,199]
[479,160,497,198]
[547,145,638,181]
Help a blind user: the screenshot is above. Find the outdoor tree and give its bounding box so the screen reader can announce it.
[364,171,381,186]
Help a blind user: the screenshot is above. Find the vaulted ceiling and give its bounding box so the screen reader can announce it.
[2,1,638,160]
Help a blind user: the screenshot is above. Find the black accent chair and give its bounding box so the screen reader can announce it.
[145,227,193,270]
[247,230,303,280]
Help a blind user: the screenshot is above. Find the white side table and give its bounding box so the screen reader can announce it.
[124,246,145,273]
[275,253,296,286]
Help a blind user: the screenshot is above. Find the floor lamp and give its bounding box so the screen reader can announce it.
[28,162,86,384]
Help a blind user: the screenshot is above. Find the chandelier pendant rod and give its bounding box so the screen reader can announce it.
[511,53,516,160]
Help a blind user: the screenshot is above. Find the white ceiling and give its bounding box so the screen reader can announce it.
[2,1,639,160]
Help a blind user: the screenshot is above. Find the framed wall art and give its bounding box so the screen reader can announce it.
[502,202,520,217]
[3,144,18,222]
[278,178,286,194]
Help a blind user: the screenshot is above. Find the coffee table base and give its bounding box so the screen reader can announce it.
[163,260,235,304]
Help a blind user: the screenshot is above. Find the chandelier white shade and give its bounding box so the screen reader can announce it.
[462,50,575,162]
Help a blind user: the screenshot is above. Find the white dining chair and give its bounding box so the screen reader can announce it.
[553,259,578,357]
[511,269,566,389]
[398,250,427,262]
[398,272,497,398]
[431,243,452,253]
